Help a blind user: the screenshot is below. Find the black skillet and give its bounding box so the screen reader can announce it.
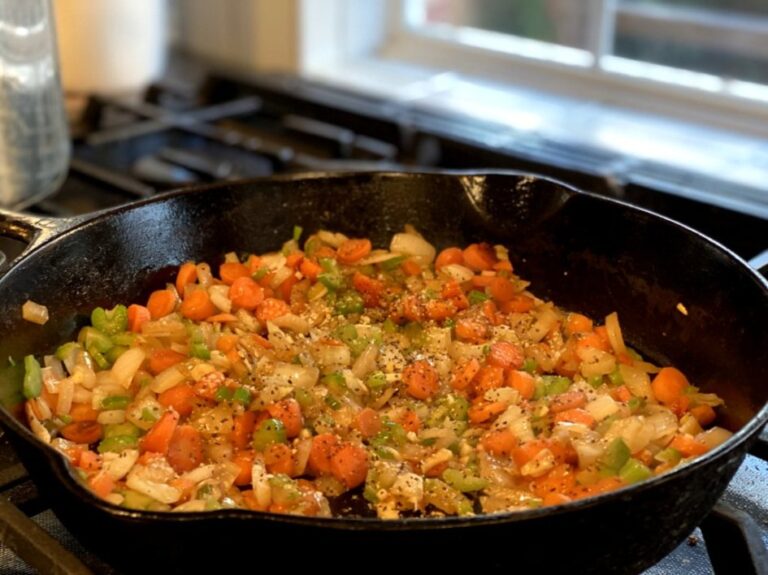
[0,172,765,575]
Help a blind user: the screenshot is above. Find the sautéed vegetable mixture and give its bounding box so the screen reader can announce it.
[21,227,730,518]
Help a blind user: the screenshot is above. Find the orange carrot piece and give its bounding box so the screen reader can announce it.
[462,243,497,271]
[470,274,495,288]
[356,407,382,439]
[669,433,709,457]
[193,371,225,401]
[219,262,251,285]
[158,384,197,418]
[493,259,513,272]
[480,429,517,457]
[451,358,481,391]
[506,370,536,400]
[482,300,501,325]
[352,272,384,307]
[468,400,507,424]
[256,298,290,322]
[425,299,456,321]
[179,289,216,321]
[314,246,337,260]
[330,443,368,488]
[337,238,372,264]
[299,258,322,281]
[232,450,255,486]
[147,289,177,319]
[265,443,295,476]
[576,331,612,353]
[611,385,633,403]
[266,398,303,438]
[549,391,587,413]
[88,472,115,499]
[397,409,421,433]
[400,259,422,277]
[487,341,524,370]
[285,252,304,269]
[690,404,717,426]
[69,402,100,423]
[435,247,464,270]
[78,450,101,472]
[307,433,339,476]
[232,411,258,450]
[529,464,577,500]
[215,334,239,354]
[139,410,180,454]
[473,365,505,395]
[500,294,536,313]
[148,348,186,375]
[553,408,596,428]
[454,319,488,343]
[207,313,238,323]
[651,367,690,405]
[60,420,103,445]
[175,262,198,295]
[564,313,593,336]
[402,360,440,400]
[489,276,516,303]
[127,304,151,333]
[246,254,262,273]
[512,439,549,468]
[167,424,204,474]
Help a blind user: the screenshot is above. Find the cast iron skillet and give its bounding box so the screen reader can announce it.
[0,172,765,575]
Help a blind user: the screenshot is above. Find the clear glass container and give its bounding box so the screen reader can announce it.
[0,0,69,208]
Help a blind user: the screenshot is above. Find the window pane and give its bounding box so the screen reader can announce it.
[410,0,592,51]
[613,0,768,85]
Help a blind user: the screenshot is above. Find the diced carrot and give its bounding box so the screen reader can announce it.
[246,254,262,274]
[148,348,187,375]
[167,425,204,474]
[480,429,517,457]
[473,365,505,395]
[330,443,368,488]
[193,371,225,401]
[468,400,507,424]
[690,404,717,426]
[553,408,596,428]
[470,274,495,288]
[575,477,624,499]
[564,313,593,336]
[246,333,273,350]
[441,280,463,299]
[277,273,299,302]
[489,276,516,303]
[435,247,464,270]
[265,443,294,476]
[402,360,440,400]
[610,385,633,403]
[549,391,587,413]
[462,243,497,271]
[78,450,101,472]
[425,299,455,321]
[401,295,424,323]
[219,262,251,285]
[542,492,572,506]
[397,409,421,433]
[158,384,197,418]
[499,294,536,313]
[337,238,372,264]
[669,433,708,457]
[454,319,488,343]
[147,289,177,319]
[179,289,216,321]
[207,313,238,323]
[487,341,524,370]
[175,262,198,295]
[482,300,500,325]
[356,407,382,439]
[400,259,422,277]
[525,377,555,409]
[512,439,549,468]
[266,398,303,438]
[242,490,266,511]
[451,358,481,391]
[493,259,513,272]
[307,433,339,476]
[636,448,654,466]
[232,411,258,450]
[425,460,450,478]
[285,252,304,270]
[576,331,611,353]
[594,326,611,348]
[352,272,384,308]
[60,420,103,445]
[256,298,290,322]
[139,410,179,455]
[229,276,264,310]
[529,463,577,500]
[669,395,692,418]
[69,402,100,423]
[314,246,336,260]
[299,258,322,281]
[651,367,689,405]
[88,472,115,499]
[215,334,239,353]
[232,450,255,486]
[127,304,151,333]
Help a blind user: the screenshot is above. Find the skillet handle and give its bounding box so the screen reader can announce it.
[0,209,77,272]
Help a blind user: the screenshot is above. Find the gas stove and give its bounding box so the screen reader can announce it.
[0,57,766,574]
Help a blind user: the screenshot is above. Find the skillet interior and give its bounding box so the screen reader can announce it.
[0,171,766,573]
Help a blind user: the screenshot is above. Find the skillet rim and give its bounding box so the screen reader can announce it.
[0,169,766,528]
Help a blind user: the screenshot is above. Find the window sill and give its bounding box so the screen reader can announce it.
[307,56,768,219]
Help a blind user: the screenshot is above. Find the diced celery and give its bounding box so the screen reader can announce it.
[468,290,489,305]
[598,437,630,475]
[522,357,537,374]
[232,387,252,405]
[103,422,140,439]
[365,371,388,390]
[55,342,80,361]
[294,388,316,409]
[22,355,42,399]
[655,447,682,466]
[379,255,406,271]
[608,366,624,386]
[335,291,364,316]
[101,395,130,410]
[442,468,488,493]
[252,418,287,451]
[91,304,128,335]
[619,458,652,484]
[98,435,138,453]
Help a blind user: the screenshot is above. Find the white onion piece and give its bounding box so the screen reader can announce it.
[150,365,186,393]
[449,341,486,362]
[126,397,164,430]
[270,313,310,333]
[439,263,474,283]
[101,449,139,480]
[317,230,348,248]
[25,402,51,443]
[390,233,436,265]
[696,427,733,450]
[645,409,678,441]
[22,300,49,325]
[604,416,654,454]
[252,462,272,508]
[208,285,232,313]
[269,363,320,388]
[573,439,604,468]
[260,253,287,271]
[315,342,351,372]
[526,307,559,342]
[585,395,619,421]
[578,346,617,378]
[619,364,653,399]
[605,312,627,356]
[97,410,126,425]
[269,266,293,290]
[359,250,399,265]
[112,348,146,389]
[56,377,74,416]
[294,438,313,476]
[425,327,451,354]
[352,344,379,379]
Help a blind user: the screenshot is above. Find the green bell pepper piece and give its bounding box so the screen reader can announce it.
[22,355,42,399]
[252,418,287,451]
[334,291,364,316]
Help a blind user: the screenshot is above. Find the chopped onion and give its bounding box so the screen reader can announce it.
[56,377,74,416]
[271,313,310,333]
[101,449,138,480]
[352,343,378,378]
[390,232,436,265]
[150,365,186,393]
[424,327,451,354]
[25,402,51,443]
[604,312,627,356]
[196,263,213,287]
[208,285,232,313]
[317,230,348,248]
[696,427,733,450]
[269,266,293,290]
[294,438,313,476]
[439,263,474,283]
[314,342,351,372]
[526,306,559,342]
[585,395,619,421]
[97,410,126,425]
[619,364,653,399]
[604,416,654,454]
[572,439,603,468]
[22,300,49,325]
[269,363,320,388]
[111,348,146,388]
[578,346,616,378]
[645,409,678,441]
